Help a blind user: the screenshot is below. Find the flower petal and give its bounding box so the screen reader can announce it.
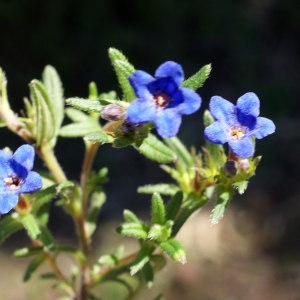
[13,144,35,170]
[0,192,18,214]
[155,61,184,86]
[177,88,202,115]
[154,110,182,138]
[228,136,254,158]
[19,171,43,194]
[147,77,178,96]
[126,99,156,124]
[129,71,154,99]
[204,122,228,144]
[209,96,237,126]
[252,117,276,139]
[236,92,260,117]
[0,150,12,179]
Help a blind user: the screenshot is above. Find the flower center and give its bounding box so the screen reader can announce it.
[229,127,246,140]
[154,93,170,109]
[4,174,22,191]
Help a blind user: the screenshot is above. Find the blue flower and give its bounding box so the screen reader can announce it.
[0,144,42,214]
[126,61,202,138]
[204,92,276,158]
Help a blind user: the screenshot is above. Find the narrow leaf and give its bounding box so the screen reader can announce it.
[66,98,102,113]
[30,185,57,213]
[181,64,211,90]
[56,245,87,263]
[39,226,56,251]
[23,255,45,281]
[141,262,154,288]
[65,108,90,123]
[0,214,23,245]
[59,122,100,138]
[232,180,248,195]
[158,238,186,264]
[20,214,41,240]
[165,191,183,221]
[138,184,180,196]
[130,242,155,275]
[151,193,165,225]
[84,131,114,143]
[116,222,149,239]
[136,134,176,163]
[123,209,140,223]
[14,246,44,258]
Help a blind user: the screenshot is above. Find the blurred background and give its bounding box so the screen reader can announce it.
[0,0,299,299]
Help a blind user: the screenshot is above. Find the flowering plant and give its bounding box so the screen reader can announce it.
[0,48,275,299]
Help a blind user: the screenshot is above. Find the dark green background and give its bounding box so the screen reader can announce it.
[0,0,300,281]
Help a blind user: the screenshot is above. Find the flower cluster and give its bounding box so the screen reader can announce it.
[0,144,42,214]
[204,92,276,158]
[126,61,202,138]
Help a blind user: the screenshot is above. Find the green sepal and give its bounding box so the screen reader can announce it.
[59,122,100,138]
[138,184,180,196]
[136,134,176,163]
[87,191,106,237]
[14,246,44,258]
[158,238,186,264]
[164,137,192,167]
[203,109,215,127]
[151,193,165,225]
[20,214,41,240]
[0,214,23,245]
[165,191,183,221]
[210,184,234,225]
[130,242,155,275]
[29,79,56,146]
[232,180,248,195]
[141,262,154,288]
[123,209,140,223]
[181,63,211,90]
[113,136,134,148]
[23,255,46,281]
[42,65,64,137]
[108,48,136,102]
[84,131,114,143]
[116,222,149,239]
[66,98,102,113]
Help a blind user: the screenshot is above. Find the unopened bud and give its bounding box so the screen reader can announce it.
[223,161,238,176]
[239,159,250,171]
[101,104,124,121]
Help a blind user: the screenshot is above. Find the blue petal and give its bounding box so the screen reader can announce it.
[19,171,43,193]
[155,61,184,86]
[228,137,254,158]
[236,92,260,117]
[10,160,28,181]
[13,145,35,170]
[236,111,257,130]
[129,71,154,99]
[0,192,18,214]
[154,109,182,138]
[251,117,276,139]
[209,96,237,126]
[147,77,178,96]
[126,99,156,124]
[176,88,202,115]
[204,122,228,144]
[0,150,12,179]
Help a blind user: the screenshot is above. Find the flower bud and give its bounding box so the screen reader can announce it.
[239,159,250,171]
[223,160,238,176]
[101,104,124,121]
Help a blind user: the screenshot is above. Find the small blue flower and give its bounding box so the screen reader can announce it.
[0,144,42,214]
[126,61,202,138]
[204,92,276,158]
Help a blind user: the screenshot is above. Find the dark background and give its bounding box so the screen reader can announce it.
[0,0,299,299]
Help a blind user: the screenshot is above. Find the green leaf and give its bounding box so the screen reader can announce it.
[232,180,248,195]
[84,131,114,143]
[136,134,176,163]
[116,222,149,239]
[158,238,186,264]
[123,209,140,223]
[181,63,211,90]
[14,246,44,258]
[164,137,192,167]
[151,193,165,225]
[148,224,171,243]
[108,48,136,102]
[65,108,90,122]
[203,109,215,128]
[30,185,57,214]
[210,184,234,225]
[113,136,134,148]
[42,65,64,137]
[0,214,23,245]
[30,80,56,146]
[138,184,180,196]
[165,191,183,221]
[89,82,98,99]
[20,214,41,240]
[23,255,45,281]
[56,245,87,263]
[39,226,56,250]
[87,191,106,237]
[130,242,155,275]
[98,254,117,266]
[66,98,102,113]
[59,122,100,138]
[141,262,154,288]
